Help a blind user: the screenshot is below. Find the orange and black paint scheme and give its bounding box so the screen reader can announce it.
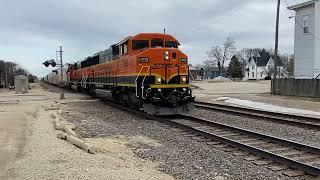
[67,33,195,115]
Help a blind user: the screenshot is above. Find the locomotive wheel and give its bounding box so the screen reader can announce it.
[127,95,134,108]
[89,85,96,97]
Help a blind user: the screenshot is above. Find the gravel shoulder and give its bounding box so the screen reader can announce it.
[61,99,311,180]
[191,108,320,148]
[6,84,174,180]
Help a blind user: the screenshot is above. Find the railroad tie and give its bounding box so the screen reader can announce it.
[278,151,303,157]
[268,147,290,153]
[206,141,221,145]
[282,170,305,177]
[291,154,319,161]
[232,151,250,156]
[268,164,289,171]
[308,160,320,166]
[245,141,266,146]
[253,160,273,166]
[238,138,259,143]
[244,156,261,161]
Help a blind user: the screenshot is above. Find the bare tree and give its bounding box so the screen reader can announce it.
[238,48,261,60]
[206,36,235,75]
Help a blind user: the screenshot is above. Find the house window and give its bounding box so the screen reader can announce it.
[252,72,254,78]
[303,15,310,34]
[252,65,254,70]
[248,73,249,77]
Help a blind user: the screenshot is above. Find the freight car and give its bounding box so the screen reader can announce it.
[50,33,194,115]
[43,67,67,86]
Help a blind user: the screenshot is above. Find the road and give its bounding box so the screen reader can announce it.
[0,84,54,179]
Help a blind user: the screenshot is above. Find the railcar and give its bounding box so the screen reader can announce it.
[43,67,67,86]
[67,33,194,115]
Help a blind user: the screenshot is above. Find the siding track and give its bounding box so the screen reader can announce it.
[195,101,320,129]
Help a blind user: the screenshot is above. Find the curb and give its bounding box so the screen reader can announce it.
[51,107,96,154]
[57,132,97,154]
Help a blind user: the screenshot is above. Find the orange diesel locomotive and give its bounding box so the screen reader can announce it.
[67,33,195,115]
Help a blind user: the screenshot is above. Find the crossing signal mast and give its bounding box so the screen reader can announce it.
[43,46,65,99]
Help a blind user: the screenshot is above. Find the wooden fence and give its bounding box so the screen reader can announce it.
[271,78,320,98]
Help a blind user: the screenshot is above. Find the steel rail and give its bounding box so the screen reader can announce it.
[47,84,320,176]
[195,101,320,129]
[101,100,320,176]
[170,115,320,176]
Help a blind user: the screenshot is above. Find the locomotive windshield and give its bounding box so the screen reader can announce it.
[151,39,163,48]
[165,41,178,48]
[133,39,178,50]
[132,40,149,50]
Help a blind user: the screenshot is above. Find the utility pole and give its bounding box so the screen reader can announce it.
[58,46,65,99]
[4,62,7,88]
[274,0,281,79]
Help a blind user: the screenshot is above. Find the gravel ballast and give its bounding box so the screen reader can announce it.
[191,108,320,148]
[62,100,313,180]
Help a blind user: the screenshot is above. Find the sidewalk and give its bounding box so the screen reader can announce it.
[192,81,320,118]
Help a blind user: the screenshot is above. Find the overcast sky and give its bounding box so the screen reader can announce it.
[0,0,307,77]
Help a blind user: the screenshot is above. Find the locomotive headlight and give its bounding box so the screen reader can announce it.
[180,76,187,83]
[155,77,162,84]
[164,51,170,60]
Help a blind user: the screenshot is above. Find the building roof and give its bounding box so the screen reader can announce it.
[249,49,284,67]
[249,50,270,67]
[270,55,285,67]
[287,0,316,10]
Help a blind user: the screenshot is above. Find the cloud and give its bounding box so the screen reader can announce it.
[0,0,303,76]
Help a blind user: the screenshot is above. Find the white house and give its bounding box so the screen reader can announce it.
[244,50,285,80]
[288,0,320,79]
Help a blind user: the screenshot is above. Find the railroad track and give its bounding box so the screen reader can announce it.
[195,101,320,129]
[166,115,320,177]
[101,101,320,177]
[49,84,320,177]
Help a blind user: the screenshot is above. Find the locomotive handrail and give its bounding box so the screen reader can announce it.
[135,66,150,98]
[81,72,88,88]
[141,66,151,99]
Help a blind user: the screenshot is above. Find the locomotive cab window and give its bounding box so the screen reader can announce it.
[151,39,163,48]
[120,42,128,55]
[132,40,149,50]
[165,41,178,48]
[112,45,119,55]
